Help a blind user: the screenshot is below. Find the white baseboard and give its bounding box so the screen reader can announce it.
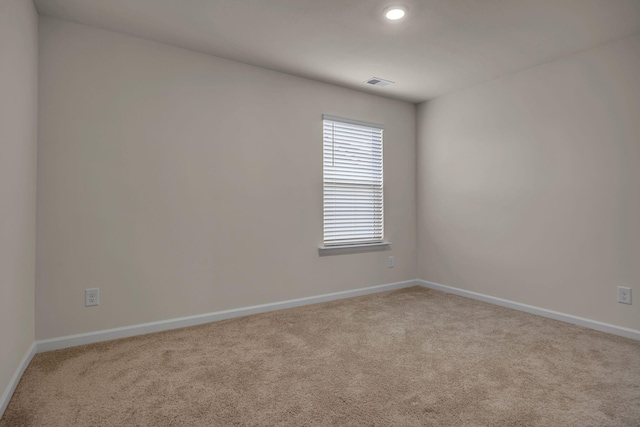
[4,278,636,418]
[418,280,640,341]
[0,342,37,419]
[36,279,419,353]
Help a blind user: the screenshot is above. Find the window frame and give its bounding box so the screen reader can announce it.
[319,115,390,255]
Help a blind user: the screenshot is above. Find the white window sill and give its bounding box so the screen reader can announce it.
[318,242,391,256]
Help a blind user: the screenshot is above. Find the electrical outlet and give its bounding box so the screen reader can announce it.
[388,256,394,268]
[85,288,99,307]
[617,287,631,305]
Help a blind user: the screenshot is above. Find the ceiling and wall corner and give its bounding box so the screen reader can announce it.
[33,0,640,103]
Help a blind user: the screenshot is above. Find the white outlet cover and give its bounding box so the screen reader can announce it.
[617,287,631,305]
[85,288,100,307]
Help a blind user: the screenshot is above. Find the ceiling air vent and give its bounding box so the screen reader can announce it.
[364,77,394,87]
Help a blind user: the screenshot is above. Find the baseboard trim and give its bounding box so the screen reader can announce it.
[418,280,640,341]
[36,279,419,353]
[6,278,637,417]
[0,342,37,419]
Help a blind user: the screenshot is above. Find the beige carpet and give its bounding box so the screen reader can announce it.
[2,287,640,426]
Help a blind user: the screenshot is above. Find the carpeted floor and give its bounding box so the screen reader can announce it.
[2,286,640,426]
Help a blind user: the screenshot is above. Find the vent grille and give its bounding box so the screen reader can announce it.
[364,77,394,87]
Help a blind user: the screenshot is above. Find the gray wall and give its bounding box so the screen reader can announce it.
[36,17,417,340]
[417,34,640,330]
[33,14,640,342]
[0,0,38,401]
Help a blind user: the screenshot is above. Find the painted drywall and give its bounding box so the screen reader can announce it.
[0,0,38,402]
[36,17,417,340]
[417,34,640,330]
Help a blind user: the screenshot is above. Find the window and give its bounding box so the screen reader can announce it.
[322,115,386,252]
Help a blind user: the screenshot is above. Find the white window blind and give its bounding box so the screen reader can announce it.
[323,115,384,246]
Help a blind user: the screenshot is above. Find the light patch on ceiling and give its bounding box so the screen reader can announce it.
[384,7,406,21]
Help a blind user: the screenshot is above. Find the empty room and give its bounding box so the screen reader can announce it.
[1,0,639,425]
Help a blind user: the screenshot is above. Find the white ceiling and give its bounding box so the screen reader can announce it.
[34,0,640,103]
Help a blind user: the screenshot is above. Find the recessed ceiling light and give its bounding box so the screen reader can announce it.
[385,7,406,21]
